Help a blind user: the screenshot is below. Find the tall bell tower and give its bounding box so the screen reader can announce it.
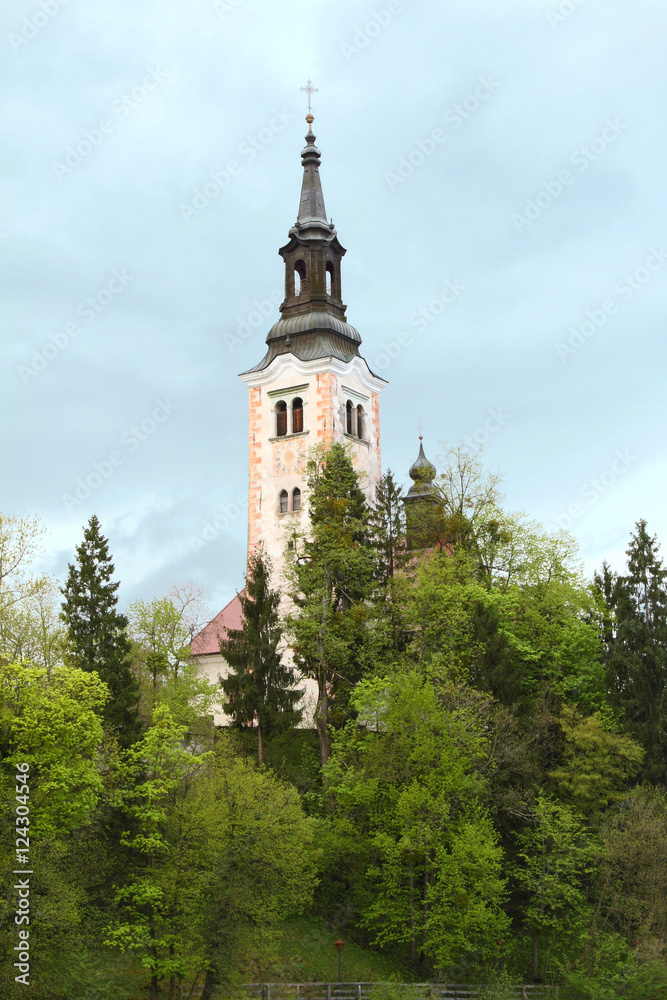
[239,109,387,587]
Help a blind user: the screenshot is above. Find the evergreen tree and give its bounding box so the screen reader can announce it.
[370,470,408,586]
[597,520,667,783]
[61,515,141,747]
[286,443,376,766]
[219,548,302,764]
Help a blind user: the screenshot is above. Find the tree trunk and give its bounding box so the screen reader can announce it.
[409,863,416,965]
[315,674,330,767]
[200,967,219,1000]
[532,933,539,981]
[257,715,264,766]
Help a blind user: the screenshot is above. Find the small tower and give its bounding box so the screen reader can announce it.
[239,111,387,589]
[403,437,445,550]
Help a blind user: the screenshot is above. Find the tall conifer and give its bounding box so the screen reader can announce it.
[219,548,302,764]
[61,514,141,747]
[597,520,667,783]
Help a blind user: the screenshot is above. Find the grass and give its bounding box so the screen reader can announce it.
[273,915,412,984]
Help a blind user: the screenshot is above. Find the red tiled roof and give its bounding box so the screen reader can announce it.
[190,591,245,657]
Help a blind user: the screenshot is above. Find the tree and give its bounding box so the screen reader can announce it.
[370,470,409,586]
[324,671,509,978]
[597,521,667,783]
[0,512,66,670]
[219,548,302,764]
[128,592,221,735]
[105,704,213,1000]
[61,515,141,747]
[286,444,377,767]
[513,796,594,982]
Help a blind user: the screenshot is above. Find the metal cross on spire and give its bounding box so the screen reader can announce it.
[300,78,319,115]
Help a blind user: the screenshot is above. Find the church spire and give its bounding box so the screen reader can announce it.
[295,115,330,237]
[243,107,365,374]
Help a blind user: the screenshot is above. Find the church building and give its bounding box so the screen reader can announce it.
[192,109,416,718]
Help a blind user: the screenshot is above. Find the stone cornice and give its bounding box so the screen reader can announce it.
[239,353,388,393]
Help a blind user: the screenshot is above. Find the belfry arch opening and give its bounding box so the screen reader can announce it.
[275,400,287,437]
[357,404,365,440]
[325,262,334,296]
[292,397,303,433]
[294,259,306,296]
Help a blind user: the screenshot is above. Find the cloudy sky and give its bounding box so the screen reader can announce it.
[2,0,666,616]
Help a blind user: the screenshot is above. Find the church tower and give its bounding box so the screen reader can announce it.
[239,112,387,586]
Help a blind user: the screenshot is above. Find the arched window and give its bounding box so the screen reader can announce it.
[346,400,353,435]
[292,487,301,511]
[357,404,364,440]
[276,400,287,437]
[325,262,334,296]
[294,259,306,296]
[279,490,289,514]
[292,397,303,434]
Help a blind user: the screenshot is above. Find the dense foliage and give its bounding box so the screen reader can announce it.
[2,456,667,999]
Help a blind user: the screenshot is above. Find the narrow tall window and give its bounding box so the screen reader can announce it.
[357,405,364,440]
[292,487,301,512]
[325,262,334,296]
[276,400,287,437]
[279,490,288,514]
[294,259,306,296]
[292,397,304,434]
[346,400,353,435]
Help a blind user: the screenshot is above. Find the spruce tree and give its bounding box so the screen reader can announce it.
[219,548,302,764]
[597,520,667,783]
[61,515,141,747]
[286,443,376,766]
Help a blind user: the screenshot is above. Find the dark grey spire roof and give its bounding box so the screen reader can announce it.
[295,115,331,239]
[241,115,368,376]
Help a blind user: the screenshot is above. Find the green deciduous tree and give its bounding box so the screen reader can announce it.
[61,515,141,747]
[325,671,509,978]
[128,591,220,736]
[220,548,302,764]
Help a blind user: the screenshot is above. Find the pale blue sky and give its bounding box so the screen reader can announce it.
[1,0,666,612]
